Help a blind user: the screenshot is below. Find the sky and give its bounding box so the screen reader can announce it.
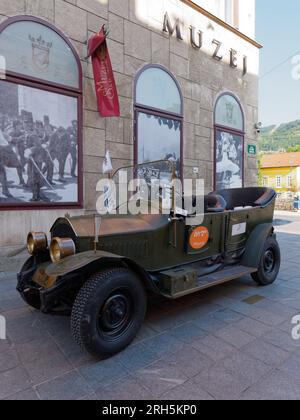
[256,0,300,127]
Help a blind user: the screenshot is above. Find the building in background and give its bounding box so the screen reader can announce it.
[0,0,260,254]
[261,152,300,195]
[193,0,255,38]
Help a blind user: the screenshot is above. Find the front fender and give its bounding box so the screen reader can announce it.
[45,250,125,277]
[241,223,275,268]
[45,250,158,293]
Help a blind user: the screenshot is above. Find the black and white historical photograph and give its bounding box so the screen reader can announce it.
[216,130,243,190]
[0,81,79,205]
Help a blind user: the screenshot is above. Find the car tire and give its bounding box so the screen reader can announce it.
[71,267,147,358]
[251,236,281,286]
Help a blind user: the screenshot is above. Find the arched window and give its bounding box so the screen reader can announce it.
[134,65,183,178]
[214,93,245,190]
[0,16,82,209]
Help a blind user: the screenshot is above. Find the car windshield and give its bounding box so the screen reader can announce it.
[107,160,179,214]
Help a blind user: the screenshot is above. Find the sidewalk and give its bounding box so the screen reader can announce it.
[0,229,299,400]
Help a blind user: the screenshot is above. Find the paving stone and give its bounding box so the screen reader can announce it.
[245,370,300,400]
[234,317,272,338]
[243,339,290,367]
[193,366,250,400]
[263,329,299,353]
[0,349,20,373]
[0,336,13,354]
[133,324,158,343]
[79,359,129,391]
[0,296,28,312]
[213,309,244,324]
[6,313,48,345]
[158,345,214,379]
[192,334,236,363]
[254,299,297,319]
[231,303,286,327]
[4,388,39,400]
[279,292,300,310]
[283,280,300,292]
[133,359,189,398]
[214,325,256,349]
[23,351,73,386]
[219,351,272,385]
[0,366,31,400]
[170,322,207,344]
[277,354,300,378]
[16,337,63,364]
[97,376,153,400]
[239,388,263,400]
[192,314,228,333]
[115,342,159,372]
[142,332,186,358]
[161,378,214,400]
[50,333,95,368]
[36,371,92,401]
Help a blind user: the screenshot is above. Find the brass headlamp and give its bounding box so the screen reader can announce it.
[50,237,76,263]
[27,232,48,255]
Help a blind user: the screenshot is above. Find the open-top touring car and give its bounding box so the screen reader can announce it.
[17,161,280,358]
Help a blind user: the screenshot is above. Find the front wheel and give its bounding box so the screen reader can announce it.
[251,236,281,286]
[71,268,147,358]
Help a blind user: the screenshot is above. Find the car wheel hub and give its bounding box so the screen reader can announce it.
[263,249,275,273]
[99,293,132,337]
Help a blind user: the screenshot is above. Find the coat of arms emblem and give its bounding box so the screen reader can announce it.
[29,34,52,71]
[226,101,234,125]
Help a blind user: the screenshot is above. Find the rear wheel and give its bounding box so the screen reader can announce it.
[251,236,281,286]
[71,268,147,358]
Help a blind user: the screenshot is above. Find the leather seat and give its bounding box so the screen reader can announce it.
[211,187,276,210]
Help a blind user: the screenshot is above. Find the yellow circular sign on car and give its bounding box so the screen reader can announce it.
[190,227,210,250]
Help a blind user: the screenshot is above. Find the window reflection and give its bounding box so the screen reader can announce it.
[215,94,244,131]
[136,67,181,114]
[137,113,181,177]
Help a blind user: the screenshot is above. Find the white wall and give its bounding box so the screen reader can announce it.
[193,0,256,39]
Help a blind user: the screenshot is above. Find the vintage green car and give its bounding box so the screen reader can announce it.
[17,162,280,358]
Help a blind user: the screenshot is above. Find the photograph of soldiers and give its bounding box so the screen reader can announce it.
[0,81,79,204]
[216,131,243,190]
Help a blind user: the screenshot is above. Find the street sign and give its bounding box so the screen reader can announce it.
[248,144,257,156]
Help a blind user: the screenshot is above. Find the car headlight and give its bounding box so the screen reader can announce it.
[27,232,48,255]
[50,237,76,263]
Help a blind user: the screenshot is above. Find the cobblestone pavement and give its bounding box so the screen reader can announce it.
[0,218,300,400]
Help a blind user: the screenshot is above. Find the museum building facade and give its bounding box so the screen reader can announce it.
[0,0,260,254]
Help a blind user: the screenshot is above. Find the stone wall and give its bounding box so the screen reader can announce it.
[0,0,259,254]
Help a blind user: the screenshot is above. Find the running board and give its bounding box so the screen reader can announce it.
[161,265,257,299]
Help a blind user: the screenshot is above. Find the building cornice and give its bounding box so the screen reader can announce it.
[181,0,263,49]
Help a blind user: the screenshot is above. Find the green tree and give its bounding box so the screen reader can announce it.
[287,145,300,153]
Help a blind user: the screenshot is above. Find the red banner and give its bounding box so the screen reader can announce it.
[87,26,120,117]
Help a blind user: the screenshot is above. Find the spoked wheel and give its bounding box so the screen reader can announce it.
[252,236,281,286]
[71,268,147,358]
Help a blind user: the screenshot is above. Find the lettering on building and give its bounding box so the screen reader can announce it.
[163,12,248,75]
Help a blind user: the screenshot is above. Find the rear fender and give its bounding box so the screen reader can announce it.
[45,250,157,292]
[241,223,275,268]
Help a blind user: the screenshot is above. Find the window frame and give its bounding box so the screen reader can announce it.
[276,176,282,189]
[0,15,83,210]
[287,175,292,189]
[263,176,269,188]
[134,64,184,179]
[214,92,245,190]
